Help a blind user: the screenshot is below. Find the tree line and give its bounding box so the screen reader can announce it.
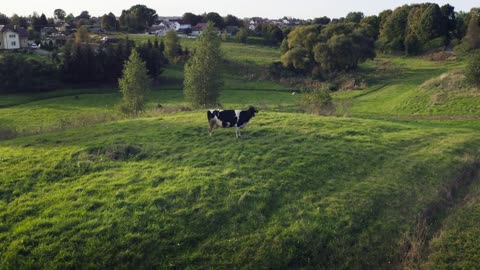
[0,29,189,93]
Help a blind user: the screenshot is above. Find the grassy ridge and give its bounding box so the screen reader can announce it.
[1,112,479,269]
[333,56,480,117]
[0,89,296,132]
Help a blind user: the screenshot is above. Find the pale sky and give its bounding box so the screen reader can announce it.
[1,0,477,19]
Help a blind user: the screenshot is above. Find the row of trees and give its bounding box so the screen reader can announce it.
[377,4,479,54]
[62,29,181,84]
[181,12,244,29]
[119,22,223,115]
[280,22,376,78]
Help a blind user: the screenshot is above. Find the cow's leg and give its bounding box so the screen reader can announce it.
[208,120,215,136]
[236,127,241,138]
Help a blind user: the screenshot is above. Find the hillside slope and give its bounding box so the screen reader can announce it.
[1,112,479,269]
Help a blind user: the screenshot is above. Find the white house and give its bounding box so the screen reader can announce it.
[191,23,208,36]
[0,25,21,50]
[171,20,191,31]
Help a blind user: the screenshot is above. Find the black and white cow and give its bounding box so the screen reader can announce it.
[207,106,258,137]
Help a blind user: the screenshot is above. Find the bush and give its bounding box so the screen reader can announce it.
[299,87,335,115]
[0,53,59,93]
[465,51,480,87]
[422,37,446,52]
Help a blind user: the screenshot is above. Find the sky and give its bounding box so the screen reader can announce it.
[1,0,477,19]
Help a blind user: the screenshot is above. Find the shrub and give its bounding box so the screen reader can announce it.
[465,51,480,87]
[299,87,335,115]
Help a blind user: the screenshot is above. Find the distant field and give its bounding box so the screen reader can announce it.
[110,33,280,66]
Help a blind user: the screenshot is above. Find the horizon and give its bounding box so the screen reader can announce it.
[1,0,478,20]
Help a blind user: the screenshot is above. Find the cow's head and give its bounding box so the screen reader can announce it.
[248,106,258,117]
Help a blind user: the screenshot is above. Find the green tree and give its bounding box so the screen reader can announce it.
[119,5,157,32]
[10,14,28,28]
[54,9,66,20]
[101,12,119,31]
[345,12,364,23]
[0,13,10,25]
[224,14,243,27]
[416,4,445,44]
[235,28,248,43]
[118,49,151,115]
[465,51,480,87]
[182,12,203,26]
[75,26,90,43]
[164,30,181,63]
[378,5,411,52]
[204,12,224,29]
[39,13,48,27]
[313,16,331,25]
[184,22,223,107]
[360,15,380,39]
[404,32,422,55]
[76,11,91,20]
[441,4,456,41]
[464,9,480,50]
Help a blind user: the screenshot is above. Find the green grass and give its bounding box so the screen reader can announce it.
[111,33,280,66]
[1,40,480,269]
[0,89,297,132]
[423,172,480,269]
[333,55,480,117]
[1,111,479,269]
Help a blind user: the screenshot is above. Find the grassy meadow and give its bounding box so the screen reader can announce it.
[1,35,480,269]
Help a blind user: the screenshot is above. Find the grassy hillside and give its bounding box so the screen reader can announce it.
[1,39,480,269]
[1,112,479,269]
[333,55,480,117]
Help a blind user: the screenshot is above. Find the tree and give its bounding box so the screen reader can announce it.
[204,12,224,29]
[236,28,248,43]
[378,5,411,52]
[119,5,157,32]
[54,9,66,20]
[137,40,167,79]
[101,12,119,31]
[0,13,9,25]
[118,49,151,115]
[184,22,223,107]
[224,14,243,27]
[455,11,469,40]
[313,16,331,25]
[10,14,28,28]
[39,13,49,27]
[416,4,445,44]
[75,26,90,43]
[360,15,380,39]
[465,51,480,87]
[441,4,456,41]
[65,13,75,24]
[0,53,58,93]
[464,9,480,50]
[164,30,181,63]
[404,32,422,55]
[282,23,375,77]
[345,12,364,23]
[182,12,203,26]
[76,11,91,20]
